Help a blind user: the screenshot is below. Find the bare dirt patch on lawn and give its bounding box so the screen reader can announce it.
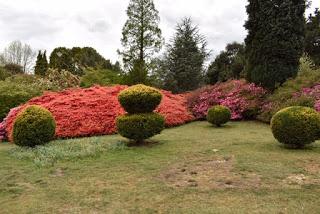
[281,160,320,187]
[302,160,320,175]
[282,174,320,187]
[158,156,261,190]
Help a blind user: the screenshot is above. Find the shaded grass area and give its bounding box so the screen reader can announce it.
[1,121,320,213]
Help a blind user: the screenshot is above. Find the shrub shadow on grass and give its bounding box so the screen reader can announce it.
[278,143,319,151]
[204,123,233,129]
[126,140,163,148]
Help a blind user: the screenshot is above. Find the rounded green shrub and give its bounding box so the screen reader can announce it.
[13,105,56,147]
[207,105,231,127]
[118,84,162,113]
[0,81,42,120]
[0,66,11,81]
[271,106,320,148]
[116,113,165,142]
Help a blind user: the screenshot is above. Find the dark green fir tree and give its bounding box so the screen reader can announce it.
[244,0,306,90]
[34,50,48,76]
[162,18,208,93]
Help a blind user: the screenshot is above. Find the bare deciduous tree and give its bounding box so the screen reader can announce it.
[0,41,37,73]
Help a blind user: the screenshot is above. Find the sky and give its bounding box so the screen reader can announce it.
[0,0,319,64]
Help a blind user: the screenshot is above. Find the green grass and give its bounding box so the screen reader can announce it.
[1,121,320,213]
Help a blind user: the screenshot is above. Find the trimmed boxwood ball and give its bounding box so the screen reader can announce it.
[116,113,165,142]
[207,105,231,127]
[118,84,162,113]
[271,106,320,148]
[13,105,56,147]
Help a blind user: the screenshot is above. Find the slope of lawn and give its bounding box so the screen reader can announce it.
[1,121,320,213]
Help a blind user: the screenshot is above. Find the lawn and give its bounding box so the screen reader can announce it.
[1,121,320,213]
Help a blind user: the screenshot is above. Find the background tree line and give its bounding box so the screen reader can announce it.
[1,0,319,93]
[119,0,320,92]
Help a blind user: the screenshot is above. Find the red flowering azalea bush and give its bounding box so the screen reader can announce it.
[156,90,194,126]
[4,86,194,141]
[187,80,267,120]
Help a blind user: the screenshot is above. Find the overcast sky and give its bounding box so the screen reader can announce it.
[0,0,319,63]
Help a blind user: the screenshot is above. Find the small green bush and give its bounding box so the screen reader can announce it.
[271,106,320,148]
[13,105,56,147]
[4,63,23,75]
[118,84,162,114]
[207,105,231,127]
[0,66,11,80]
[0,81,43,120]
[116,113,165,142]
[80,68,121,88]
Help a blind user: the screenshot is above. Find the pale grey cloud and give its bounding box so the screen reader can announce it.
[89,20,110,33]
[0,4,61,41]
[0,0,319,63]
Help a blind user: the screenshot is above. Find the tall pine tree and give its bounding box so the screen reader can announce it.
[245,0,306,90]
[119,0,163,85]
[42,51,48,74]
[34,50,48,76]
[34,51,42,75]
[163,18,208,93]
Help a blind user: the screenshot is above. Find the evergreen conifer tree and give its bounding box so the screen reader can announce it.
[119,0,163,85]
[34,51,43,76]
[162,18,208,93]
[245,0,306,90]
[34,51,48,76]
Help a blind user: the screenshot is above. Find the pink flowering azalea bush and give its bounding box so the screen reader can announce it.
[293,84,320,112]
[0,120,6,142]
[257,85,319,123]
[0,107,22,142]
[296,84,320,103]
[315,100,320,112]
[257,57,320,123]
[187,80,267,120]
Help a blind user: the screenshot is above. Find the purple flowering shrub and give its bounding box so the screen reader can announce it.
[187,80,267,120]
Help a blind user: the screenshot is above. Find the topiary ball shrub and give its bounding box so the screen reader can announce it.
[13,105,56,147]
[118,84,162,114]
[116,113,165,143]
[207,105,231,127]
[271,106,320,148]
